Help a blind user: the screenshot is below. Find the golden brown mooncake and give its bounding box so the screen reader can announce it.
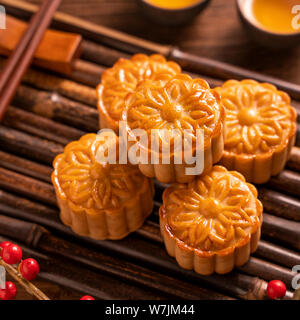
[159,165,263,275]
[97,53,181,132]
[51,133,154,240]
[122,74,225,183]
[214,79,297,184]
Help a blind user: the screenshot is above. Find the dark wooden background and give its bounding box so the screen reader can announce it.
[4,0,300,300]
[27,0,300,84]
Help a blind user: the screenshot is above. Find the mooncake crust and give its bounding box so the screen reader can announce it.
[214,79,297,184]
[52,133,154,240]
[97,53,181,132]
[122,74,225,183]
[159,165,263,275]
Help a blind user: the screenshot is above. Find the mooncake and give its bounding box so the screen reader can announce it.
[52,133,154,240]
[159,165,263,275]
[214,79,297,184]
[97,53,181,132]
[122,74,225,183]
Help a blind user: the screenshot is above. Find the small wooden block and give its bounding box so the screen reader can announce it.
[0,15,82,74]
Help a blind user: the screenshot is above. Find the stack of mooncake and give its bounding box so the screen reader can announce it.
[52,54,296,275]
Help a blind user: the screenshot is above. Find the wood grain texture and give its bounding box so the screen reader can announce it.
[25,0,300,84]
[4,274,78,300]
[0,15,82,74]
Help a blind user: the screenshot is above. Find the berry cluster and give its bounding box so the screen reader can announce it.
[0,241,39,300]
[0,241,95,300]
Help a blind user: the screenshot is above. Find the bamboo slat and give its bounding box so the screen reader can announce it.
[0,214,273,300]
[0,234,170,300]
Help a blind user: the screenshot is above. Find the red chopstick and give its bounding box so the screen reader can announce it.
[0,0,62,121]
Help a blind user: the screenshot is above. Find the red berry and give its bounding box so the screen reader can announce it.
[0,241,11,250]
[2,244,22,264]
[267,280,287,299]
[0,241,11,258]
[0,282,17,300]
[80,295,95,300]
[20,258,39,281]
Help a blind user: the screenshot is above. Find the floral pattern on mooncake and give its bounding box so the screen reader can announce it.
[52,134,154,240]
[122,74,225,183]
[159,165,262,275]
[97,54,181,132]
[214,80,297,183]
[124,74,222,141]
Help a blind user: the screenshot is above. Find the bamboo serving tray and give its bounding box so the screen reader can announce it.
[0,0,300,300]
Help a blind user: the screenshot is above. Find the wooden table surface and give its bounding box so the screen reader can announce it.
[26,0,300,84]
[5,0,300,300]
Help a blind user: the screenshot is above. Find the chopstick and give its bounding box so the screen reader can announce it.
[0,0,62,121]
[0,0,50,91]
